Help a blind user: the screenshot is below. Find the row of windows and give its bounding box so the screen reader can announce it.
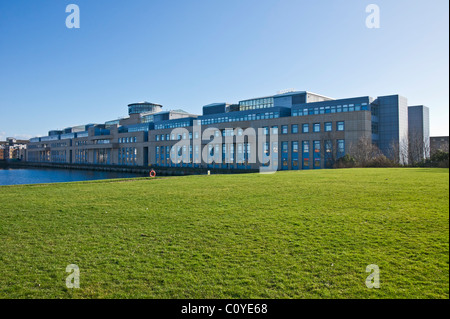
[94,139,110,145]
[118,147,138,166]
[118,137,137,143]
[141,115,154,124]
[239,97,274,111]
[128,125,150,133]
[94,149,110,165]
[75,150,88,163]
[50,142,68,148]
[198,112,280,126]
[155,132,196,141]
[155,122,345,142]
[155,139,346,170]
[155,121,191,130]
[156,139,345,158]
[50,150,66,163]
[263,122,345,134]
[292,103,368,117]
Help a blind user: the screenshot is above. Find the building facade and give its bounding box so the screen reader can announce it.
[26,91,431,170]
[430,136,449,155]
[408,105,431,163]
[1,138,28,160]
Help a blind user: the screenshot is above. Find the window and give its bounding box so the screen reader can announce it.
[314,141,321,152]
[325,122,332,132]
[313,123,321,133]
[302,141,310,169]
[272,126,278,135]
[337,121,345,131]
[302,124,309,133]
[337,139,345,157]
[281,125,288,134]
[313,140,321,169]
[263,127,269,135]
[292,125,298,134]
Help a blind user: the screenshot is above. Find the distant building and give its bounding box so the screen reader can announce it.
[0,142,5,160]
[1,138,29,160]
[431,136,449,155]
[26,91,431,170]
[408,105,430,163]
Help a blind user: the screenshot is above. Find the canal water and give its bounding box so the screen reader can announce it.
[0,168,147,186]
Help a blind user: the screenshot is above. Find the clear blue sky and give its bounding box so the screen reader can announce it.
[0,0,448,139]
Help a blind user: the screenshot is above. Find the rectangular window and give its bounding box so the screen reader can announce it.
[313,123,321,133]
[325,122,332,132]
[337,139,345,158]
[272,126,278,135]
[292,125,298,134]
[302,141,310,169]
[337,121,345,131]
[313,140,321,169]
[302,124,309,133]
[282,141,288,153]
[281,125,288,134]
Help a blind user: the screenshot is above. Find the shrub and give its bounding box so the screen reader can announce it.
[416,151,449,168]
[366,155,396,168]
[334,155,357,168]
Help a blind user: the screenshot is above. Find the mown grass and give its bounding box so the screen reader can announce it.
[0,168,448,299]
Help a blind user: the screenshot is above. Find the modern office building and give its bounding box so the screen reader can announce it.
[26,91,431,170]
[408,105,430,163]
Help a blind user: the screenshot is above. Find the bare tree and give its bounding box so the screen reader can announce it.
[321,131,337,168]
[409,130,429,165]
[388,138,409,166]
[349,137,383,167]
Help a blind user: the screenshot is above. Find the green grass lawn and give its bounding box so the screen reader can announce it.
[0,168,448,299]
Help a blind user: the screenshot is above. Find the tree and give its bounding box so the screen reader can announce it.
[409,130,430,166]
[349,137,383,167]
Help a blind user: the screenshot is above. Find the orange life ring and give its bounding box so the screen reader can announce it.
[149,170,156,178]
